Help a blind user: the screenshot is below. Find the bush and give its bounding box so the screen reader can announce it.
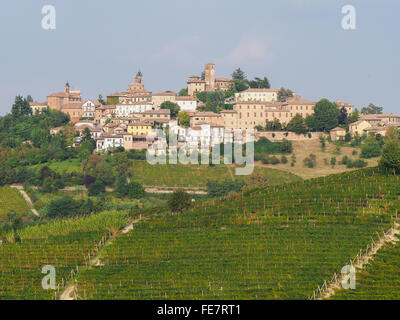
[281,156,288,164]
[348,159,367,169]
[361,138,381,158]
[206,179,245,197]
[340,155,350,165]
[269,156,280,165]
[88,180,106,196]
[168,189,192,213]
[127,181,145,199]
[330,157,336,168]
[303,154,317,168]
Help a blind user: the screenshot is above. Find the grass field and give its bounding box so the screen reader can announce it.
[0,187,30,217]
[72,168,398,300]
[262,140,379,179]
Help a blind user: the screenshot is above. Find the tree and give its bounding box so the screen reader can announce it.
[379,139,400,173]
[338,106,348,125]
[231,68,249,92]
[98,94,106,105]
[247,77,270,89]
[178,88,188,96]
[178,111,190,128]
[112,152,132,176]
[286,114,307,134]
[127,181,145,199]
[11,95,32,119]
[310,99,340,132]
[347,109,359,124]
[160,101,180,118]
[77,140,95,161]
[168,189,192,212]
[277,88,294,102]
[361,103,383,115]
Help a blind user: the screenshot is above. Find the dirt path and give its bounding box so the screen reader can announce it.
[319,222,400,300]
[10,185,40,217]
[59,217,145,300]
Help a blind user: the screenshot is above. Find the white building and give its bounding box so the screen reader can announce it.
[29,102,48,114]
[116,102,154,117]
[82,100,101,118]
[96,134,123,152]
[176,96,198,112]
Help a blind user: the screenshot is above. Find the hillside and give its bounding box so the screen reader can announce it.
[0,187,30,218]
[71,168,398,299]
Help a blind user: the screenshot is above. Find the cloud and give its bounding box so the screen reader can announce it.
[219,34,272,66]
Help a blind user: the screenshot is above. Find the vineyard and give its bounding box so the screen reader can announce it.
[331,234,400,300]
[0,211,132,299]
[71,168,399,299]
[0,187,30,217]
[131,161,301,188]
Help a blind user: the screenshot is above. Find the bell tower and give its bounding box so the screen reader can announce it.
[204,63,215,91]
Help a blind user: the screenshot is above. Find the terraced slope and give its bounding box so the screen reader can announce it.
[0,211,131,299]
[73,168,399,299]
[0,187,30,217]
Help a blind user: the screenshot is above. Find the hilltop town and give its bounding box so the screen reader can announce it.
[28,63,399,155]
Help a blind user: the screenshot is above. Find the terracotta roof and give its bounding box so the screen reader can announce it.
[241,88,280,93]
[216,78,231,82]
[285,96,315,105]
[153,91,176,96]
[192,112,221,117]
[61,102,83,110]
[331,127,346,132]
[48,92,68,98]
[29,102,48,106]
[143,109,171,114]
[176,96,197,101]
[128,122,152,126]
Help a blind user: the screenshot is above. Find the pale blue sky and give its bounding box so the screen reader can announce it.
[0,0,399,115]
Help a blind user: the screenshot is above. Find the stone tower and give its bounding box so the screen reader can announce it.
[65,81,70,94]
[204,63,215,91]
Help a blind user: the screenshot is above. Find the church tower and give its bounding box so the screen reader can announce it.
[65,81,70,94]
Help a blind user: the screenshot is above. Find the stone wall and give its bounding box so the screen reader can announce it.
[256,131,325,141]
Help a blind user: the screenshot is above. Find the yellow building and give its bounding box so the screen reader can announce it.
[127,122,152,136]
[349,120,372,136]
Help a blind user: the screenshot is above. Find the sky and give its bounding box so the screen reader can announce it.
[0,0,399,115]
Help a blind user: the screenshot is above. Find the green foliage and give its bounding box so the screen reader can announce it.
[88,180,106,196]
[277,88,294,102]
[178,111,190,128]
[307,99,340,132]
[303,154,317,168]
[160,101,180,118]
[231,68,249,92]
[178,88,188,96]
[127,181,145,199]
[206,179,245,197]
[168,189,192,212]
[330,157,336,168]
[361,103,383,115]
[361,137,381,158]
[98,94,106,105]
[379,140,400,173]
[254,137,292,155]
[246,77,270,89]
[286,114,307,134]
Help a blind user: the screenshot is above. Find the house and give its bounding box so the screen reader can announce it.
[127,122,152,136]
[190,111,223,127]
[122,133,153,150]
[360,113,400,126]
[115,101,153,117]
[96,134,123,152]
[335,100,354,114]
[330,127,347,141]
[82,100,102,119]
[60,102,83,123]
[29,102,48,114]
[235,88,280,103]
[176,96,198,112]
[152,91,176,108]
[349,120,372,136]
[95,105,116,125]
[364,126,388,136]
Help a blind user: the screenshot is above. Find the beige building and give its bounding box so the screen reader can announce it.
[330,127,347,141]
[187,63,232,96]
[349,120,372,136]
[335,100,353,114]
[152,91,176,108]
[235,88,280,103]
[190,111,223,127]
[47,82,82,110]
[360,113,400,126]
[29,102,48,114]
[60,102,83,123]
[107,71,152,105]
